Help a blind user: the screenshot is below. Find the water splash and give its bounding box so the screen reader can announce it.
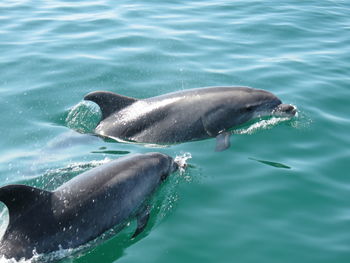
[0,249,43,263]
[174,152,192,175]
[31,245,88,263]
[0,227,113,263]
[0,255,35,263]
[0,209,8,243]
[65,101,101,133]
[234,117,292,135]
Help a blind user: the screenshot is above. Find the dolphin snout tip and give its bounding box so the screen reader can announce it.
[274,104,297,117]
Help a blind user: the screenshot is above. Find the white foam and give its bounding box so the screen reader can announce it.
[174,152,192,175]
[234,117,291,135]
[0,255,31,263]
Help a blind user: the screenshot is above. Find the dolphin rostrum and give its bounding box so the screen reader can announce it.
[84,86,296,151]
[0,152,178,260]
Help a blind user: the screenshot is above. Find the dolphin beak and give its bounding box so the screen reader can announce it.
[273,104,297,117]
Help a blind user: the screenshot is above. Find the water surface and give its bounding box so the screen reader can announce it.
[1,0,350,262]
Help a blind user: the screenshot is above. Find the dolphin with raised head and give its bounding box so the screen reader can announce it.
[0,152,178,260]
[84,86,297,151]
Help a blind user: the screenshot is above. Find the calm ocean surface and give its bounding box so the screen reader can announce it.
[1,0,350,262]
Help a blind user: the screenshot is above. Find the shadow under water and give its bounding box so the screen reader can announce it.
[90,150,130,155]
[249,157,291,169]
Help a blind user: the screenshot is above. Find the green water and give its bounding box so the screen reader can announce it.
[1,0,350,262]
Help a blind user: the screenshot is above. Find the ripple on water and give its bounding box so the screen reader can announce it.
[1,0,350,262]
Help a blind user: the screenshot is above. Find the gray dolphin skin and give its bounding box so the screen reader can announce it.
[0,152,177,260]
[84,86,296,151]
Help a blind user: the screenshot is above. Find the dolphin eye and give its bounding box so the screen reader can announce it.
[246,105,254,112]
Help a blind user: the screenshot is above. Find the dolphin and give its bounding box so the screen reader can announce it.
[0,152,177,260]
[84,86,297,151]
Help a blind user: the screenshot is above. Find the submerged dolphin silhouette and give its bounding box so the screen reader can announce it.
[0,152,177,260]
[84,86,296,151]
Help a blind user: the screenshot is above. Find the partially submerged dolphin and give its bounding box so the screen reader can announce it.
[84,86,296,151]
[0,152,177,260]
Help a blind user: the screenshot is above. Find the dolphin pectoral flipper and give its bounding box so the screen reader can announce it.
[201,107,232,151]
[84,91,138,120]
[215,132,231,152]
[131,205,150,239]
[201,107,229,137]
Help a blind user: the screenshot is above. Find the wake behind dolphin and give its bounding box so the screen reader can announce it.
[83,86,297,151]
[0,153,178,260]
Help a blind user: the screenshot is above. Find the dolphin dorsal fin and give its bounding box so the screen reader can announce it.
[0,184,52,222]
[84,91,138,120]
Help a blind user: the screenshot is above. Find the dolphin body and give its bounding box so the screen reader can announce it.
[84,86,296,151]
[0,152,177,260]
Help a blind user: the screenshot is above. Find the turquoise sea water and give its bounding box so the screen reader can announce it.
[1,0,350,262]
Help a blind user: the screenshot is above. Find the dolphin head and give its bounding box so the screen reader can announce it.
[145,152,178,182]
[232,88,297,123]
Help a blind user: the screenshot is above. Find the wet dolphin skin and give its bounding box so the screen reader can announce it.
[84,86,296,151]
[0,152,177,260]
